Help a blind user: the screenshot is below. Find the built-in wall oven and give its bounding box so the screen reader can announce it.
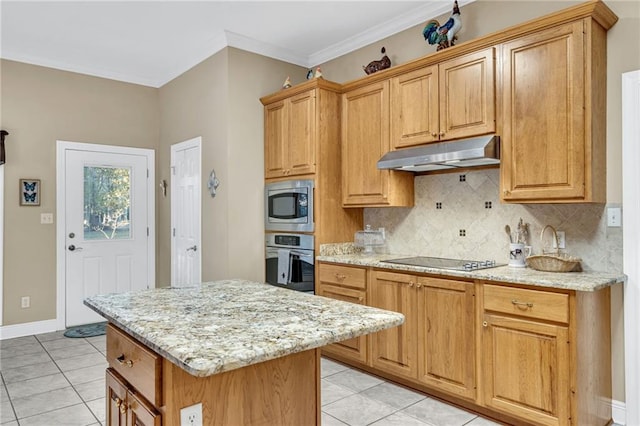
[265,179,314,233]
[265,233,314,293]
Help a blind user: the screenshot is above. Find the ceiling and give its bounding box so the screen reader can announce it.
[0,1,470,88]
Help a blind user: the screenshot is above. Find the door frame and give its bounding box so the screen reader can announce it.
[0,165,4,326]
[170,136,202,286]
[56,141,155,330]
[623,70,640,425]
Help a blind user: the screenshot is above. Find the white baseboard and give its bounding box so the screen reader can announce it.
[0,319,60,340]
[612,399,626,425]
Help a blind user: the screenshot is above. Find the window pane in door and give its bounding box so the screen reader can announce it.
[84,166,131,240]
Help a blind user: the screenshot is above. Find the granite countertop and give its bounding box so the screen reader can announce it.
[316,253,625,292]
[84,279,404,377]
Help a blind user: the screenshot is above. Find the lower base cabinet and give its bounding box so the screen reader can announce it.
[107,368,161,426]
[319,262,613,426]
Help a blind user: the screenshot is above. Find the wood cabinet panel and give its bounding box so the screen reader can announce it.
[342,81,413,207]
[264,89,316,178]
[107,324,162,407]
[416,277,475,400]
[500,21,596,202]
[391,66,439,148]
[317,283,368,363]
[106,368,161,426]
[484,284,569,323]
[482,313,570,426]
[439,48,495,141]
[369,271,417,377]
[318,263,366,289]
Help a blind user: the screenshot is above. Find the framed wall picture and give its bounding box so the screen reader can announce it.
[20,179,40,206]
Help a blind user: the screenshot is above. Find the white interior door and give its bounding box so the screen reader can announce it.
[171,137,201,287]
[64,149,151,327]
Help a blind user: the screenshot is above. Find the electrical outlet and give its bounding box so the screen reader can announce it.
[552,231,566,249]
[180,403,202,426]
[40,213,54,224]
[21,296,30,308]
[607,207,622,227]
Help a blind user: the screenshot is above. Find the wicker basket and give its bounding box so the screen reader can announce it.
[526,225,582,272]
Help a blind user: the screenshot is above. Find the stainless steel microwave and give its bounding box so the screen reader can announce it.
[265,179,314,232]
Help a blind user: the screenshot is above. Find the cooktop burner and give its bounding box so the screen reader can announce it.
[381,256,505,271]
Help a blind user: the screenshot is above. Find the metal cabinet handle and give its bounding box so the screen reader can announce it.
[116,354,134,368]
[439,131,445,137]
[482,321,488,327]
[68,245,83,251]
[115,397,122,408]
[416,283,422,289]
[408,281,414,287]
[119,401,128,415]
[511,299,533,308]
[358,297,364,302]
[431,132,438,137]
[186,245,198,252]
[335,273,346,280]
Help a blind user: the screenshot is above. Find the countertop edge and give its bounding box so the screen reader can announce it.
[317,254,626,292]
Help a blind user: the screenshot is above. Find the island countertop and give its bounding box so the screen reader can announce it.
[84,279,404,378]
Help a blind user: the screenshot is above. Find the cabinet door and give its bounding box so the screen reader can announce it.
[369,271,417,377]
[128,391,161,426]
[317,284,368,363]
[439,48,495,141]
[416,278,475,400]
[264,100,288,178]
[342,81,391,206]
[287,90,316,176]
[391,66,439,148]
[482,313,570,426]
[106,369,128,426]
[500,22,585,202]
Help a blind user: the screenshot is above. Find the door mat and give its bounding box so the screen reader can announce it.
[63,322,107,338]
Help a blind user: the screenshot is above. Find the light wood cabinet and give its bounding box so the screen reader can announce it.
[342,81,413,207]
[482,284,570,425]
[317,263,368,363]
[369,271,476,400]
[264,89,316,178]
[391,48,495,149]
[369,271,417,377]
[107,368,161,426]
[416,276,476,400]
[500,18,610,203]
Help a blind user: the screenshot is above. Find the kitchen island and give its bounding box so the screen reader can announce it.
[84,279,404,426]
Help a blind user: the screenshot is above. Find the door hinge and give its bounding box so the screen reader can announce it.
[147,227,149,237]
[173,228,176,237]
[171,166,176,175]
[147,169,149,178]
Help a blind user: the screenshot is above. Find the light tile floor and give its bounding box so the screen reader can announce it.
[0,330,569,426]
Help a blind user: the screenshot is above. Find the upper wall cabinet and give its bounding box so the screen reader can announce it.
[391,48,496,149]
[264,89,317,179]
[342,81,414,207]
[500,9,616,203]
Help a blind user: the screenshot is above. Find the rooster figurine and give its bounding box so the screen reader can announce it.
[423,0,462,51]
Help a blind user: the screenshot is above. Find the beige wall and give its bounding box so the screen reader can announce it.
[319,0,639,404]
[0,59,159,325]
[157,48,305,285]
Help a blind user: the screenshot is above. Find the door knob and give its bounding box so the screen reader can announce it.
[68,245,83,251]
[187,245,198,252]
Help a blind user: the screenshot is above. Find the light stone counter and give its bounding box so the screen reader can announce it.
[317,253,625,292]
[84,279,404,377]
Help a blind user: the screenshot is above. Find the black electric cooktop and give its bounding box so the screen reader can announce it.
[381,256,505,271]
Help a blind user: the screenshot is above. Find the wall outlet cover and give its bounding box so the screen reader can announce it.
[180,403,203,426]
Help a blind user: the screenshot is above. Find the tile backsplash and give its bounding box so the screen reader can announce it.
[364,169,623,273]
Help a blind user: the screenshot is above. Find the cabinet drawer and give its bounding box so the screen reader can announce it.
[483,285,569,324]
[319,264,366,289]
[106,324,162,406]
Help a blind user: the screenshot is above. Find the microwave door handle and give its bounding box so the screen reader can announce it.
[290,250,312,257]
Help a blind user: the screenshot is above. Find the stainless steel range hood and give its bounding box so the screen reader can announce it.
[377,135,500,172]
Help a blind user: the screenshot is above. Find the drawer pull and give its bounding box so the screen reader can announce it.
[116,354,134,368]
[335,273,346,280]
[120,401,128,415]
[511,299,533,309]
[115,397,123,408]
[358,297,364,302]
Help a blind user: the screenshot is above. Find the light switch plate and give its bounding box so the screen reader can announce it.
[41,213,54,224]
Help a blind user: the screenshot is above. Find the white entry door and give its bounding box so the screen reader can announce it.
[171,137,201,287]
[62,146,153,327]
